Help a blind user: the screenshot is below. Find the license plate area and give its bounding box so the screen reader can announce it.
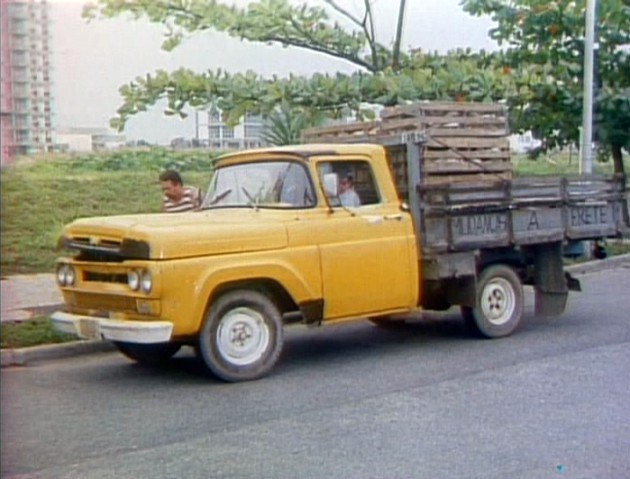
[79,319,100,339]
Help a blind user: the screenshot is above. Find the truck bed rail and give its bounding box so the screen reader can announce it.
[418,174,629,253]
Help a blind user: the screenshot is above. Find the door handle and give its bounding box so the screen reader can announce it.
[384,214,403,221]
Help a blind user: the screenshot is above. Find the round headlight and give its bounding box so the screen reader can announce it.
[65,265,76,286]
[141,270,152,293]
[56,264,68,286]
[127,270,140,290]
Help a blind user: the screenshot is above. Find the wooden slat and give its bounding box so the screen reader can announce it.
[423,149,510,160]
[381,102,506,119]
[422,172,512,185]
[426,137,509,149]
[423,159,512,174]
[418,115,508,126]
[425,127,508,137]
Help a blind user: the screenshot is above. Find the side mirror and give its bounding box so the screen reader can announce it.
[323,173,339,198]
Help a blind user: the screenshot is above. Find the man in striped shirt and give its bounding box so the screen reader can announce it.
[159,170,202,213]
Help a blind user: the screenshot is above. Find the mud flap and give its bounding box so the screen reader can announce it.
[534,242,573,316]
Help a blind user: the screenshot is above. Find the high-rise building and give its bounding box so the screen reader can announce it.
[195,108,267,150]
[1,0,54,166]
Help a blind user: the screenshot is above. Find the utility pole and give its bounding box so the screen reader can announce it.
[580,0,596,175]
[392,0,407,70]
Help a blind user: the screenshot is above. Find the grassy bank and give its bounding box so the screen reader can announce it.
[1,149,628,277]
[0,316,77,349]
[1,149,217,276]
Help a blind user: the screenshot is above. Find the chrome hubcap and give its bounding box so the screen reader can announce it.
[217,307,270,366]
[480,278,515,326]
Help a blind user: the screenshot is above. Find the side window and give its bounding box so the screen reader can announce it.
[318,160,380,207]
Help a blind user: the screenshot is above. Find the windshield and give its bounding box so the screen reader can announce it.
[202,160,316,209]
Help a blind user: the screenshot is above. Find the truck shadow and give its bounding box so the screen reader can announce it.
[107,308,542,383]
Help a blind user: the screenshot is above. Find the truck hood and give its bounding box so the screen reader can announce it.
[61,210,289,260]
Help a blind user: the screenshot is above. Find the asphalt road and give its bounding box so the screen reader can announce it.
[2,267,630,479]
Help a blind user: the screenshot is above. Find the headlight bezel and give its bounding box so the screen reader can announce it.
[56,263,76,287]
[140,270,153,293]
[127,269,141,291]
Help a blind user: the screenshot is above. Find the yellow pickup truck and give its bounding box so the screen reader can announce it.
[51,104,629,382]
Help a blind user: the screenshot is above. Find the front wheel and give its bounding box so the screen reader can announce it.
[114,342,181,365]
[198,290,284,382]
[462,264,524,338]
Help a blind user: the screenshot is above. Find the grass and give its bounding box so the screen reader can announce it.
[1,149,216,276]
[512,151,630,177]
[1,316,77,349]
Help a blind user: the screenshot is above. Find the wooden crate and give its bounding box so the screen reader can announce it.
[301,101,513,186]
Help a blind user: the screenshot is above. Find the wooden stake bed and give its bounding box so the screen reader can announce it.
[302,101,512,186]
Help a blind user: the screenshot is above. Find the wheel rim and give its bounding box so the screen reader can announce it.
[216,307,270,366]
[480,278,515,326]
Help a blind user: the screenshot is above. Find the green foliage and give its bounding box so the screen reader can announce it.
[462,0,630,162]
[86,0,628,166]
[84,0,397,72]
[261,103,326,145]
[1,317,77,349]
[0,150,215,276]
[21,148,219,173]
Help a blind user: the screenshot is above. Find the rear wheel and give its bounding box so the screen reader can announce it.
[114,342,181,364]
[462,264,523,338]
[198,290,284,382]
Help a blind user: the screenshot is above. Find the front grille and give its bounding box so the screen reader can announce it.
[61,236,150,261]
[83,272,127,284]
[71,237,122,252]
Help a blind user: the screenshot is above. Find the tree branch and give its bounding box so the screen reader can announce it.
[363,0,378,69]
[321,0,363,29]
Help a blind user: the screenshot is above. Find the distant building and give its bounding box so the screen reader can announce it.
[55,127,126,152]
[194,108,267,150]
[1,0,54,166]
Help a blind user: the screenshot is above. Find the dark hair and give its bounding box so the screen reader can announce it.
[159,169,183,185]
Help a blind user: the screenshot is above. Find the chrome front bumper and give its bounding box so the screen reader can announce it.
[51,311,173,344]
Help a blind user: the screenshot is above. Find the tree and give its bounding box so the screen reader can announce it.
[462,0,630,171]
[84,0,414,127]
[86,1,511,126]
[260,102,324,146]
[86,0,628,170]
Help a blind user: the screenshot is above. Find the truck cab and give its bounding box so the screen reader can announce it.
[52,144,420,381]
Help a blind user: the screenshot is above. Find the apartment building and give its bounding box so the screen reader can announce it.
[194,108,267,150]
[1,0,54,166]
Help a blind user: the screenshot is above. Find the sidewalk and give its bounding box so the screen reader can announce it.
[0,273,63,323]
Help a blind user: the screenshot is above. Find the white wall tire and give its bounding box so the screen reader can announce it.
[199,290,283,382]
[462,264,524,338]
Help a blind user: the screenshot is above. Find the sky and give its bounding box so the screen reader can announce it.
[49,0,498,145]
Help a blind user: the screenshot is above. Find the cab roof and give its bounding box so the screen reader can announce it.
[216,143,385,164]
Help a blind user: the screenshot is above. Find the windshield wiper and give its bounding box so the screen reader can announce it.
[201,188,232,209]
[241,186,259,211]
[209,188,232,206]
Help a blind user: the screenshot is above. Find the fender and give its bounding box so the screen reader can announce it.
[189,252,323,333]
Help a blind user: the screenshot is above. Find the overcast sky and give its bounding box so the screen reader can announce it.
[49,0,497,145]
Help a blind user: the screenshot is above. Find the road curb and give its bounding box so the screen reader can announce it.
[1,340,115,368]
[1,254,629,368]
[564,253,630,275]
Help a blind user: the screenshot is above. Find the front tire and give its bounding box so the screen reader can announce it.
[462,264,523,338]
[198,290,284,382]
[114,342,181,365]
